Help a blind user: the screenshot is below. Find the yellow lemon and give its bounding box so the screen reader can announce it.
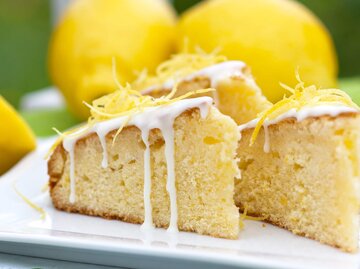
[49,0,177,119]
[177,0,338,102]
[0,96,36,175]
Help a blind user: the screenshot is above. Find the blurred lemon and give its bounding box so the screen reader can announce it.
[49,0,177,119]
[0,96,36,175]
[177,0,338,102]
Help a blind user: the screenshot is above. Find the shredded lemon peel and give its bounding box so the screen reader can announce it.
[47,49,222,157]
[86,84,214,122]
[48,79,215,156]
[41,182,49,192]
[239,205,267,230]
[250,73,359,145]
[132,48,227,91]
[13,182,46,220]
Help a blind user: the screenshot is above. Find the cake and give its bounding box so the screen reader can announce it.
[47,58,360,251]
[132,51,271,124]
[235,79,360,252]
[48,85,241,239]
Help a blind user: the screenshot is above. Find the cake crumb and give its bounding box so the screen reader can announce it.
[262,223,266,228]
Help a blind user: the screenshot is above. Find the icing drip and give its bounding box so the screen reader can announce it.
[141,61,247,98]
[140,128,153,231]
[238,105,359,152]
[95,128,109,169]
[194,61,247,88]
[263,124,270,153]
[61,97,212,232]
[160,119,178,233]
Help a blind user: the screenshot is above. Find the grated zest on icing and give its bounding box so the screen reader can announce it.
[46,84,215,153]
[87,84,214,143]
[86,84,213,122]
[132,49,227,91]
[250,73,359,146]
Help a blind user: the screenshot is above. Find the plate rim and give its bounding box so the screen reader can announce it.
[0,230,288,269]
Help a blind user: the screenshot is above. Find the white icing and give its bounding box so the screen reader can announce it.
[192,61,247,87]
[61,97,212,233]
[95,128,109,169]
[140,128,153,231]
[263,124,270,153]
[141,61,248,103]
[238,105,359,152]
[160,119,178,233]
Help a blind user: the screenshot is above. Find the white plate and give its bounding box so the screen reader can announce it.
[0,138,359,269]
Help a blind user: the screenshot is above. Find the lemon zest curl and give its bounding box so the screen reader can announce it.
[239,205,267,230]
[250,73,359,145]
[13,182,46,220]
[48,81,215,157]
[132,48,227,91]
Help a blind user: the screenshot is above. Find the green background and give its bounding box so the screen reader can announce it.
[0,0,359,136]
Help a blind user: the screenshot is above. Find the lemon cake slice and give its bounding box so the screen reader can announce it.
[133,51,271,124]
[48,85,240,239]
[236,80,360,252]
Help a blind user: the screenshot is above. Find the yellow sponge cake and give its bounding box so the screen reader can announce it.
[47,56,360,252]
[133,51,271,124]
[48,85,240,239]
[236,80,360,252]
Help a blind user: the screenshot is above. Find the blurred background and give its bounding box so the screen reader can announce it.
[0,0,359,136]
